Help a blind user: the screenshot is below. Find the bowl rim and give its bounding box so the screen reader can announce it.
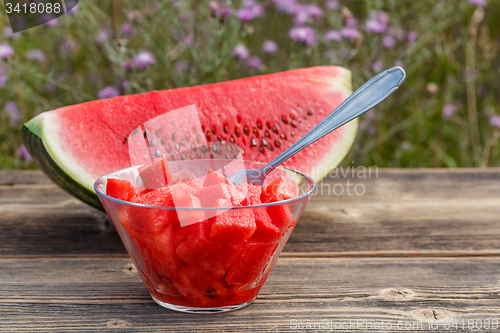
[94,159,316,210]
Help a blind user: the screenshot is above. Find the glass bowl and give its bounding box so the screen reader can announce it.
[94,160,315,313]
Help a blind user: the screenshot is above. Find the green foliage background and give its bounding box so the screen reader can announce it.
[1,0,499,169]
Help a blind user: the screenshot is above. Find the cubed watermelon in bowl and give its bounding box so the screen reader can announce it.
[94,159,315,313]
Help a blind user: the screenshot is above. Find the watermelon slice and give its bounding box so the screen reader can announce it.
[23,66,356,209]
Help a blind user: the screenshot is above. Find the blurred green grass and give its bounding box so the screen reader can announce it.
[1,0,499,170]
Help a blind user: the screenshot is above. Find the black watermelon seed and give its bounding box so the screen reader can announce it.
[235,128,240,137]
[291,131,295,136]
[291,121,297,128]
[256,121,262,129]
[175,143,180,151]
[290,114,295,120]
[171,155,176,160]
[243,126,249,136]
[230,136,235,143]
[266,122,271,129]
[261,138,267,146]
[264,131,269,137]
[143,131,147,139]
[161,138,165,145]
[259,146,264,153]
[275,141,280,147]
[211,128,215,134]
[241,148,245,155]
[223,126,228,133]
[206,131,211,140]
[253,127,258,135]
[123,137,128,141]
[281,116,288,124]
[155,130,160,137]
[217,135,222,141]
[280,133,286,140]
[272,126,278,133]
[251,139,257,146]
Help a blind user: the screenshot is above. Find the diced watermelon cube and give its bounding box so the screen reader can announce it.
[138,158,173,189]
[225,240,279,290]
[198,242,245,279]
[262,176,299,202]
[237,183,262,206]
[175,220,220,265]
[170,170,201,188]
[126,187,178,234]
[252,207,281,242]
[203,169,229,187]
[210,199,256,243]
[265,194,294,233]
[194,183,234,208]
[171,265,230,307]
[106,178,138,201]
[136,225,180,279]
[170,183,204,226]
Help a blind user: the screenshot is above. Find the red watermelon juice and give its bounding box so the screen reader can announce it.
[95,159,315,313]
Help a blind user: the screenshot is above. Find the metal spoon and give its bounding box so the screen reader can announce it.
[229,66,406,186]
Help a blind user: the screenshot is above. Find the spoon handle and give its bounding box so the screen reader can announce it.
[261,66,406,176]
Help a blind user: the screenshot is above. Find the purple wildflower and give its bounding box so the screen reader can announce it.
[18,145,32,163]
[184,36,194,46]
[121,23,134,37]
[0,66,7,89]
[132,51,156,69]
[289,27,316,47]
[95,29,112,43]
[489,115,500,128]
[0,43,14,60]
[3,27,21,40]
[303,4,323,18]
[98,87,120,99]
[232,44,249,59]
[325,0,341,11]
[247,56,264,70]
[293,12,310,26]
[364,11,389,34]
[469,0,486,7]
[5,101,20,126]
[218,7,232,19]
[26,49,46,62]
[262,40,278,54]
[174,60,189,74]
[324,30,342,42]
[346,17,358,28]
[122,81,131,90]
[442,104,457,118]
[236,1,265,21]
[383,35,395,48]
[407,31,416,44]
[273,0,299,14]
[372,60,383,72]
[340,27,361,42]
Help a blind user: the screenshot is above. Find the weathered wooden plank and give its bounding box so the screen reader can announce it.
[0,171,52,185]
[1,170,500,257]
[0,257,499,332]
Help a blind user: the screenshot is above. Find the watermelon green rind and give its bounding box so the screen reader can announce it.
[22,123,104,210]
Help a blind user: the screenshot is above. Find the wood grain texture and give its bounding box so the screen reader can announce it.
[2,169,500,332]
[0,257,499,332]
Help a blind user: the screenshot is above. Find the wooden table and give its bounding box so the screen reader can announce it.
[1,169,499,332]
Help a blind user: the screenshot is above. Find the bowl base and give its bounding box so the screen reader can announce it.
[151,296,256,314]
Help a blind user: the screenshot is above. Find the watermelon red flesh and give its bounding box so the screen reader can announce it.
[23,66,355,210]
